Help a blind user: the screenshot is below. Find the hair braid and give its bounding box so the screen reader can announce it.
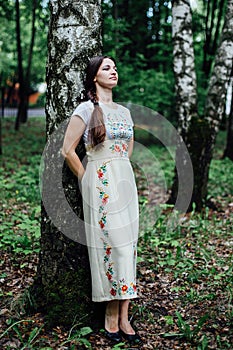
[87,90,106,147]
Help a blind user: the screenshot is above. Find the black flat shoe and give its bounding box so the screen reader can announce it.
[104,329,122,342]
[120,329,142,345]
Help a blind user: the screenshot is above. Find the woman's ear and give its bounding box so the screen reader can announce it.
[94,77,97,82]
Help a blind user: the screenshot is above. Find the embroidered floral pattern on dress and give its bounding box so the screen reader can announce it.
[106,120,133,141]
[110,279,137,297]
[109,140,129,157]
[99,212,107,229]
[96,161,137,298]
[97,189,109,205]
[97,163,109,186]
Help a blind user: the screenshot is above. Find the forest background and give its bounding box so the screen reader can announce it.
[0,0,230,123]
[0,0,233,349]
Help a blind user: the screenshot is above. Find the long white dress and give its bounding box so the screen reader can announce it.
[72,101,139,302]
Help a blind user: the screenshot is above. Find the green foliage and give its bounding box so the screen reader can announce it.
[0,117,45,254]
[0,0,49,88]
[0,319,43,347]
[111,342,126,349]
[103,0,175,119]
[135,127,233,347]
[163,312,209,341]
[136,204,232,346]
[59,326,92,348]
[0,318,92,349]
[1,0,226,122]
[115,64,175,118]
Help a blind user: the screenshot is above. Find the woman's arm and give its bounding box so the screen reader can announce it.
[62,115,86,180]
[128,137,134,158]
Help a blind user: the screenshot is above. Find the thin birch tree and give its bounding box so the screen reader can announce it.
[223,75,233,160]
[15,0,38,130]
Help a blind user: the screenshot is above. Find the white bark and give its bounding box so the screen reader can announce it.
[172,0,197,135]
[205,0,233,131]
[46,0,102,135]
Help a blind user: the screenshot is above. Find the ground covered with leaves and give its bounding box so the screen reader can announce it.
[1,118,233,349]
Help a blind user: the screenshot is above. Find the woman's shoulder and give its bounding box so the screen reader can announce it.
[72,100,93,115]
[116,103,133,122]
[116,103,131,117]
[71,100,93,124]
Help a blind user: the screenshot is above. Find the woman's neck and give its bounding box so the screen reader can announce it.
[97,88,113,105]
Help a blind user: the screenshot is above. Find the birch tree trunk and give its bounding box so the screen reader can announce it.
[223,77,233,160]
[15,0,25,131]
[30,0,103,327]
[168,0,197,210]
[170,0,233,211]
[15,0,37,130]
[172,0,198,135]
[189,0,233,209]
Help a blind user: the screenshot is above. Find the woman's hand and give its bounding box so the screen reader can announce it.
[128,137,134,158]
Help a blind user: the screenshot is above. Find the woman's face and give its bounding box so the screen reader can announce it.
[94,58,118,89]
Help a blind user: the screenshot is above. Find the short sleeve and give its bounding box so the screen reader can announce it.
[127,109,134,127]
[119,105,134,126]
[72,101,93,125]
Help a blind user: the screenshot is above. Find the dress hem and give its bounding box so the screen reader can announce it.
[92,294,138,303]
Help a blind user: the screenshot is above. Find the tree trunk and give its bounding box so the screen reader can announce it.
[169,0,233,211]
[15,0,25,130]
[212,0,226,55]
[223,77,233,160]
[172,0,198,135]
[0,87,2,155]
[203,0,227,78]
[15,0,38,128]
[29,0,103,328]
[21,0,38,124]
[168,0,197,210]
[196,0,233,197]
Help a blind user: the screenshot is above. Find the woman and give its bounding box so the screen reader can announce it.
[62,56,141,345]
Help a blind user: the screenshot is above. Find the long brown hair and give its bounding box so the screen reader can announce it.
[84,55,116,148]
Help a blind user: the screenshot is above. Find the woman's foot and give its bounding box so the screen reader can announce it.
[105,314,122,343]
[104,329,122,343]
[105,300,120,334]
[119,320,142,345]
[120,329,142,345]
[119,320,135,334]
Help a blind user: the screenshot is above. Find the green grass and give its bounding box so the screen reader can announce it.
[1,117,233,349]
[1,117,45,254]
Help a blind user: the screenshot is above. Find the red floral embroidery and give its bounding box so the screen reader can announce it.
[109,141,129,157]
[110,288,117,296]
[97,169,104,178]
[122,285,128,292]
[106,247,111,255]
[99,220,105,229]
[122,143,128,151]
[114,145,121,152]
[106,271,112,281]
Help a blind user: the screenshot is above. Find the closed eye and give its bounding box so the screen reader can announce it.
[102,65,118,72]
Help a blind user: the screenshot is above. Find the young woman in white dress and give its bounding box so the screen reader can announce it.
[62,56,141,345]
